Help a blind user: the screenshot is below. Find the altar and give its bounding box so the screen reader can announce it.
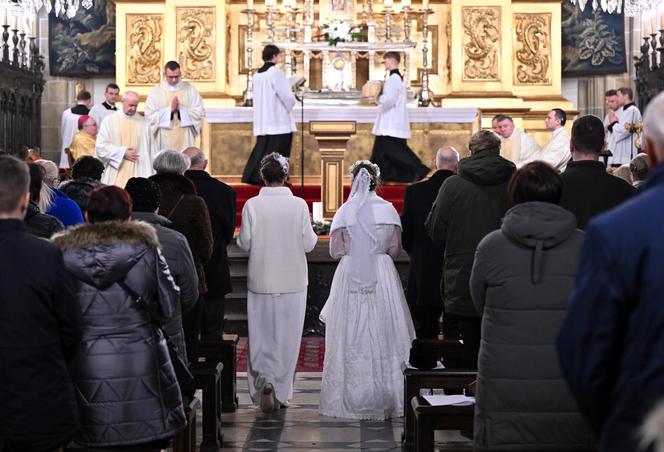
[202,106,479,181]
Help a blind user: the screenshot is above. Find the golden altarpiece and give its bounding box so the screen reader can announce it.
[115,0,572,183]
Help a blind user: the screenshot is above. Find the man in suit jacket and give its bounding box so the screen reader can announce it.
[183,146,237,338]
[402,146,460,350]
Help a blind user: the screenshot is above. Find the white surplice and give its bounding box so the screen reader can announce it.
[88,102,117,127]
[59,108,84,168]
[94,111,155,187]
[607,103,642,166]
[536,127,571,172]
[372,72,410,139]
[500,128,542,168]
[144,81,205,151]
[252,65,296,137]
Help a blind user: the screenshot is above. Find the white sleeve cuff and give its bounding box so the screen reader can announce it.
[158,107,172,129]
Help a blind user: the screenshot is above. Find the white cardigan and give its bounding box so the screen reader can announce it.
[237,187,318,294]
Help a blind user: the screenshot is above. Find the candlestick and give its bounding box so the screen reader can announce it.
[650,32,658,69]
[242,8,255,107]
[266,6,276,42]
[402,6,412,42]
[384,6,393,41]
[418,7,433,107]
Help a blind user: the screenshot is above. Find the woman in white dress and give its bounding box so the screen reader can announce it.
[237,152,318,413]
[320,160,416,420]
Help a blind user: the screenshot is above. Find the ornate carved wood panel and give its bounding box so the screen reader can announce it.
[176,7,215,81]
[462,6,500,81]
[126,14,163,86]
[513,13,551,86]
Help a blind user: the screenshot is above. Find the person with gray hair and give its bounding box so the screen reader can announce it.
[402,146,460,367]
[150,148,213,361]
[152,149,191,175]
[95,90,155,187]
[629,153,650,188]
[183,146,237,338]
[425,130,516,368]
[557,91,664,452]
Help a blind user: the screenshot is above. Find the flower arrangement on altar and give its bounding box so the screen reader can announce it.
[321,20,363,45]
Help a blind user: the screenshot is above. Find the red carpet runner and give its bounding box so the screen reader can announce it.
[236,336,326,372]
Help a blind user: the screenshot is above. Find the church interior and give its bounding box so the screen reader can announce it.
[1,0,663,449]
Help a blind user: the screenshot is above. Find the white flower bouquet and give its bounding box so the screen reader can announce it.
[321,20,363,46]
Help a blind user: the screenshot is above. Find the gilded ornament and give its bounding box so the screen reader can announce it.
[127,15,163,86]
[514,13,551,85]
[177,7,215,81]
[462,7,500,81]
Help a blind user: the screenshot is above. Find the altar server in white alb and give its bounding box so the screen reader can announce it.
[144,60,205,152]
[603,89,620,149]
[94,91,155,187]
[370,51,429,183]
[242,45,297,185]
[537,108,571,172]
[59,90,92,169]
[495,114,542,168]
[607,86,642,166]
[88,83,119,127]
[237,153,317,413]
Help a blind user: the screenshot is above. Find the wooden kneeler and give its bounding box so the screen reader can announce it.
[198,334,239,413]
[173,396,201,452]
[191,361,223,451]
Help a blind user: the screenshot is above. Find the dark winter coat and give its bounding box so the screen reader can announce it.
[59,177,102,212]
[52,221,186,447]
[0,220,81,452]
[559,159,634,229]
[425,151,515,317]
[185,169,236,297]
[557,162,664,452]
[401,170,454,309]
[131,211,199,363]
[24,201,64,239]
[150,172,213,295]
[470,202,595,450]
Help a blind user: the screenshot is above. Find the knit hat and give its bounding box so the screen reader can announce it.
[78,114,91,129]
[125,177,161,212]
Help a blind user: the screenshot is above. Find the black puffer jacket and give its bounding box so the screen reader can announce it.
[59,177,102,212]
[52,221,186,447]
[470,202,595,449]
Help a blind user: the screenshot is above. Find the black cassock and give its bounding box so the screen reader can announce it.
[370,135,430,183]
[241,132,293,185]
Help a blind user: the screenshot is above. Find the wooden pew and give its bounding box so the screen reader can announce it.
[173,396,201,452]
[191,361,224,451]
[198,334,239,413]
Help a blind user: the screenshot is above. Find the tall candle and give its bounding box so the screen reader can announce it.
[283,0,293,7]
[247,0,253,9]
[30,16,35,37]
[265,0,275,7]
[1,8,7,26]
[402,0,411,7]
[384,0,393,8]
[423,0,429,10]
[11,13,17,30]
[644,18,650,37]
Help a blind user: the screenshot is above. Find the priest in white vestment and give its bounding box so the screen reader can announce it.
[59,91,92,169]
[94,91,155,187]
[536,109,571,172]
[607,87,642,166]
[237,153,317,413]
[496,115,542,168]
[144,61,205,152]
[88,83,119,127]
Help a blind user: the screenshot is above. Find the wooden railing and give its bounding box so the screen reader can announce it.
[0,24,45,152]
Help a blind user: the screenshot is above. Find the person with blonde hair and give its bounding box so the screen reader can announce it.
[35,159,83,227]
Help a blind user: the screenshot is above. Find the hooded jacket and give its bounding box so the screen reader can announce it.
[59,177,102,212]
[425,151,515,317]
[52,221,185,447]
[470,202,595,449]
[149,172,213,295]
[24,201,64,239]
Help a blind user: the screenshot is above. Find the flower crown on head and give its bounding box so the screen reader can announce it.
[274,153,289,174]
[349,160,380,180]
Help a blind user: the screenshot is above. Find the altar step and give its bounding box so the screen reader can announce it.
[230,183,409,226]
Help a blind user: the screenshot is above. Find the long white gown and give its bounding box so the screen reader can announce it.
[320,223,416,420]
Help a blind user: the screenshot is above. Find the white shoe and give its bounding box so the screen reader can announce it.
[260,383,275,413]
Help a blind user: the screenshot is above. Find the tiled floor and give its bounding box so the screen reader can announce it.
[210,372,472,451]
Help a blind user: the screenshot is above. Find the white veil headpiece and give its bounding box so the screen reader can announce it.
[343,167,378,292]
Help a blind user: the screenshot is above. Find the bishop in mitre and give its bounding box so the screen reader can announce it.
[94,91,155,187]
[495,115,541,168]
[144,60,205,151]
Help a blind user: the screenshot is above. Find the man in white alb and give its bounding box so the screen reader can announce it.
[94,91,155,187]
[603,89,620,150]
[88,83,119,127]
[370,51,429,183]
[495,114,542,168]
[144,60,205,151]
[242,45,297,185]
[538,108,571,172]
[59,90,92,169]
[607,86,642,166]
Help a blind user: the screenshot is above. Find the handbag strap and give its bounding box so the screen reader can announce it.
[117,279,172,342]
[161,195,185,220]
